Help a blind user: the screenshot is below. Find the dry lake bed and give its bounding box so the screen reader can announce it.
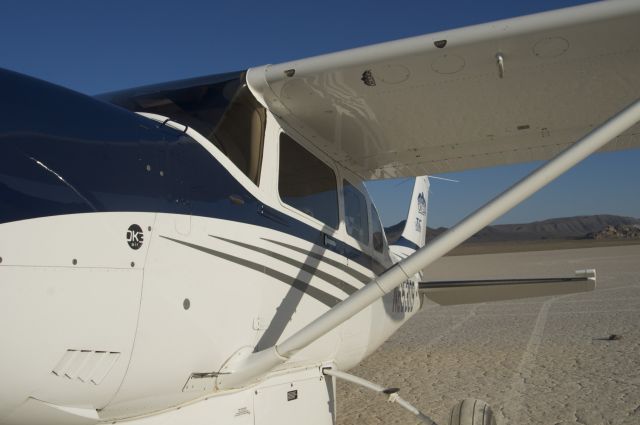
[337,245,640,425]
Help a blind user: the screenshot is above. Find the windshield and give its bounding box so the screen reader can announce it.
[100,71,267,185]
[100,71,244,146]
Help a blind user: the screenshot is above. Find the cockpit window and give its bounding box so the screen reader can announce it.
[343,180,369,246]
[279,133,339,229]
[211,87,266,184]
[100,72,266,185]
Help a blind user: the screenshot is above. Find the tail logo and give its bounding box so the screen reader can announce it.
[417,192,427,216]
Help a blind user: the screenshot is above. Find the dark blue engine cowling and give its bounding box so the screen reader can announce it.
[0,68,251,224]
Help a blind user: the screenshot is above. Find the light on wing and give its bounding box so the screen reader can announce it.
[247,0,640,179]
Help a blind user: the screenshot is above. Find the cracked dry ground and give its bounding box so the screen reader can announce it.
[336,245,640,425]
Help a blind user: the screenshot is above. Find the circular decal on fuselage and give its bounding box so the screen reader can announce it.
[126,224,144,250]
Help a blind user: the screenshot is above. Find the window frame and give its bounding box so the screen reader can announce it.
[370,201,388,255]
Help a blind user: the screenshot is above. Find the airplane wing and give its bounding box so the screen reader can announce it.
[419,269,596,305]
[246,0,640,179]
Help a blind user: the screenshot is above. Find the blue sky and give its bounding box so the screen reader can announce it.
[1,0,638,227]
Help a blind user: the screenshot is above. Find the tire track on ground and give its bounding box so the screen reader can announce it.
[501,297,555,424]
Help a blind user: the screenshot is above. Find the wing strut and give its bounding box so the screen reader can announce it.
[216,98,640,390]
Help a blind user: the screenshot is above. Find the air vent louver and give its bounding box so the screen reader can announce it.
[52,349,120,385]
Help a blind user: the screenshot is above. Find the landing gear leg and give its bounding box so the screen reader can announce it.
[323,367,438,424]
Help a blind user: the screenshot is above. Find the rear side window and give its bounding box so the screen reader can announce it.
[279,134,339,228]
[371,204,385,253]
[343,180,369,245]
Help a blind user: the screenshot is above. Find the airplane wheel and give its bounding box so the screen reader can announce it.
[449,399,497,425]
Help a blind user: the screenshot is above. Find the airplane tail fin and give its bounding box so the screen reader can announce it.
[393,176,430,251]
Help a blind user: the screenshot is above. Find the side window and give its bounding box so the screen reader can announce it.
[279,134,339,229]
[343,180,369,245]
[371,203,385,253]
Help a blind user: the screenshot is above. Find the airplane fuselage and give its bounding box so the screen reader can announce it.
[0,68,421,424]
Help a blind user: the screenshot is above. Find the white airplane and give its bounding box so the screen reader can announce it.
[1,1,639,424]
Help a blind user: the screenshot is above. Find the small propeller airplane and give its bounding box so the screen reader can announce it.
[1,1,639,424]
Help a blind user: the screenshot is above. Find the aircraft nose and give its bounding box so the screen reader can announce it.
[0,69,97,222]
[0,68,192,224]
[0,138,96,224]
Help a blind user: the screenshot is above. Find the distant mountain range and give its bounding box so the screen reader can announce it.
[385,215,640,245]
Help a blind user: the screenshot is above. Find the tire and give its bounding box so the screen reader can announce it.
[449,399,497,425]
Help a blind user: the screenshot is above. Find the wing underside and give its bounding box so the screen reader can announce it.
[247,0,640,179]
